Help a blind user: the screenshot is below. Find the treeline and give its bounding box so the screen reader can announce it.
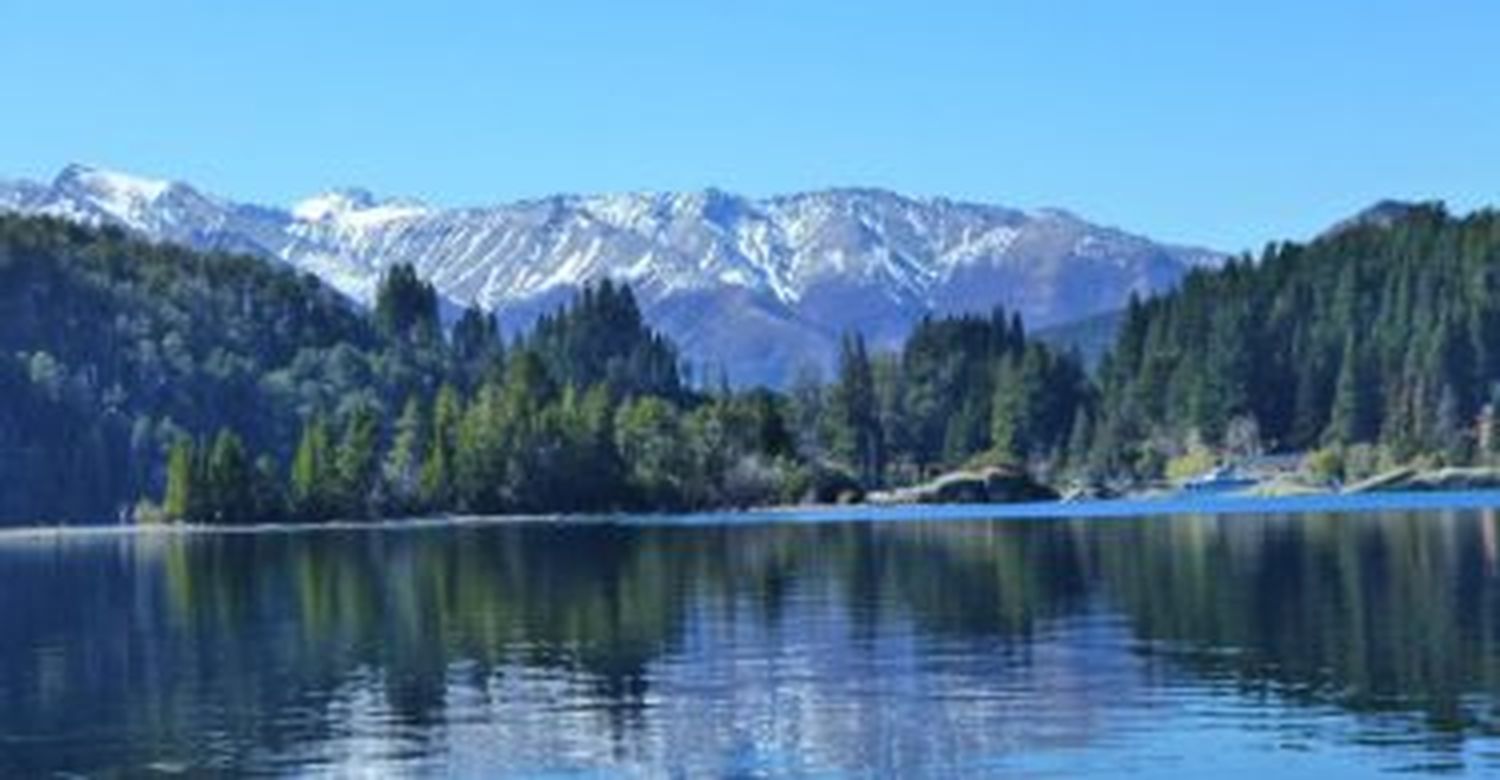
[1087,204,1500,480]
[146,284,1094,524]
[0,212,1103,525]
[48,199,1500,522]
[157,280,807,521]
[791,313,1094,487]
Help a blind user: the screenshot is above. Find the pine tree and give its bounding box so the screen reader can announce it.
[615,395,686,507]
[421,385,462,509]
[990,356,1029,464]
[290,416,335,521]
[383,397,429,514]
[830,333,883,486]
[205,428,253,524]
[1065,407,1094,475]
[373,263,439,341]
[452,304,504,384]
[1327,336,1376,445]
[250,455,286,524]
[336,405,382,519]
[454,380,506,511]
[788,364,826,461]
[162,435,198,523]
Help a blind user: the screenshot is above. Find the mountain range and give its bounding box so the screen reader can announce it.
[0,164,1224,385]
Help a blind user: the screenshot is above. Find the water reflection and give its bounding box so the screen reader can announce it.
[2,509,1500,775]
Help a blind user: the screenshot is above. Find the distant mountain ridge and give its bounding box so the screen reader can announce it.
[0,164,1225,385]
[1319,199,1444,240]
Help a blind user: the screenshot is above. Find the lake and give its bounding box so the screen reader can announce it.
[5,497,1500,776]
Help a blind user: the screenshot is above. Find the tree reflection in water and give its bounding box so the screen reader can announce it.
[1,509,1499,775]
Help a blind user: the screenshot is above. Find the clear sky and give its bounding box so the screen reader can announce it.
[0,1,1495,252]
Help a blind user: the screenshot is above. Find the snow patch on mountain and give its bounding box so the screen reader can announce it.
[0,164,1226,385]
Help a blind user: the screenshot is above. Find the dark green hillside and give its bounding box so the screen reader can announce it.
[1033,309,1122,372]
[1088,204,1500,476]
[0,216,437,522]
[0,216,791,524]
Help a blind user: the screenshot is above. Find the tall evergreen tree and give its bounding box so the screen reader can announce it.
[205,428,253,524]
[373,263,440,341]
[452,303,504,382]
[162,435,198,523]
[1327,336,1376,445]
[829,333,883,486]
[421,385,463,509]
[383,397,430,514]
[290,416,336,521]
[336,404,382,519]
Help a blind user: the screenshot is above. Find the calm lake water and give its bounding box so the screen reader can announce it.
[6,498,1500,777]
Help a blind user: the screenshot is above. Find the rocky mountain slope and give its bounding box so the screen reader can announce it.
[0,164,1223,385]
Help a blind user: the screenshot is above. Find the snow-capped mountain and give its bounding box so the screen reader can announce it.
[0,164,1224,385]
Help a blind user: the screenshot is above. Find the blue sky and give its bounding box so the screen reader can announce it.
[0,1,1495,252]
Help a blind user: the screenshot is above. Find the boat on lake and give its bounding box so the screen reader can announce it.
[1182,464,1259,494]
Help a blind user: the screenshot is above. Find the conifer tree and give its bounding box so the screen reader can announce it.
[1327,337,1376,445]
[163,435,198,523]
[290,416,335,521]
[830,333,883,486]
[336,405,382,519]
[373,263,439,341]
[421,385,463,509]
[250,455,286,524]
[384,397,429,514]
[205,428,252,524]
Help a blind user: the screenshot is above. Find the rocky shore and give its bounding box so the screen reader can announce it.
[867,467,1059,505]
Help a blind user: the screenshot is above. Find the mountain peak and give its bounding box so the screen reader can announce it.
[291,187,427,224]
[53,163,171,203]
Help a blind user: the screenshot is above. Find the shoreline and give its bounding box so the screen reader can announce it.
[6,488,1500,542]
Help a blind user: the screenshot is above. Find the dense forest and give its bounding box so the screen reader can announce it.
[0,215,395,523]
[1087,204,1500,481]
[10,202,1497,525]
[0,214,1086,525]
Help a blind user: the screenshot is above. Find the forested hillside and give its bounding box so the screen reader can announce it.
[1087,204,1500,478]
[30,199,1494,523]
[0,216,402,522]
[827,312,1093,484]
[1,214,1092,525]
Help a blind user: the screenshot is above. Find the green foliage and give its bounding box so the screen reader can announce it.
[421,385,463,509]
[290,417,337,521]
[1091,206,1500,474]
[0,213,409,523]
[335,404,382,518]
[1305,446,1345,485]
[373,263,439,342]
[1164,440,1217,483]
[159,428,267,524]
[893,310,1090,477]
[383,397,429,514]
[528,279,681,400]
[615,396,688,508]
[828,333,883,487]
[451,303,504,385]
[30,201,1500,522]
[205,429,253,523]
[1327,336,1377,445]
[162,436,198,523]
